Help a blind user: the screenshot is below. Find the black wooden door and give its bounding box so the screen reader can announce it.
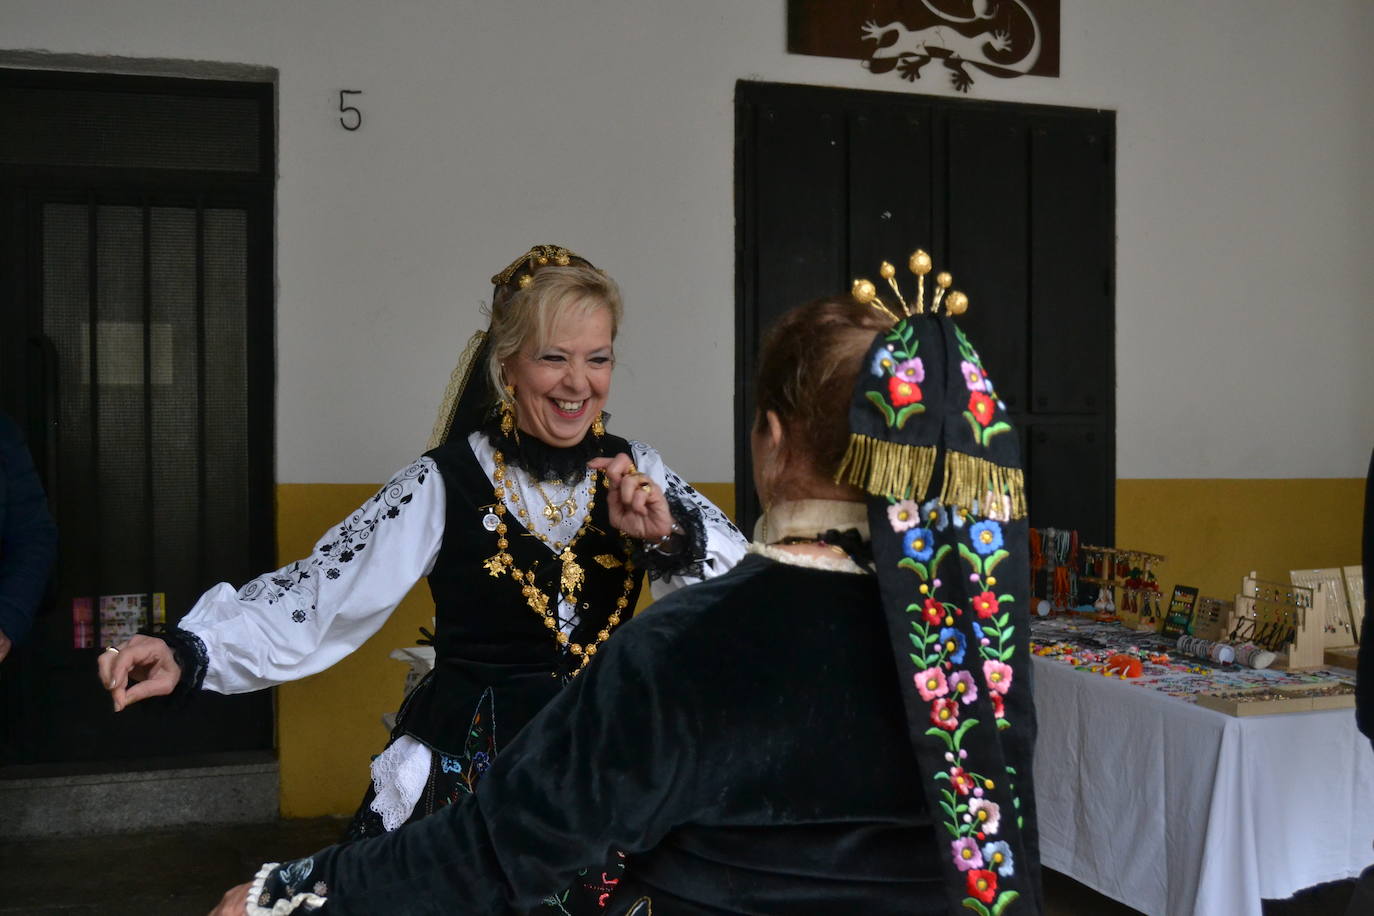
[0,70,275,765]
[736,81,1114,543]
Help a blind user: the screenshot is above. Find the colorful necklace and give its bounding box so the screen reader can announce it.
[483,449,636,676]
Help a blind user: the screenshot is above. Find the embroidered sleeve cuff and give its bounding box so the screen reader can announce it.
[635,488,708,582]
[247,859,329,915]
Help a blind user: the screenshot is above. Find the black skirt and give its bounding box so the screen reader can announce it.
[342,681,625,915]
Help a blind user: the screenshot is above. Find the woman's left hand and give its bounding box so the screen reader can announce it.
[208,881,251,916]
[588,453,674,542]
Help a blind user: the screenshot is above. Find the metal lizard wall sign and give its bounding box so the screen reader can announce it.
[787,0,1060,93]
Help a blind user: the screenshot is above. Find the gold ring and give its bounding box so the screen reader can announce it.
[104,646,120,654]
[639,482,653,493]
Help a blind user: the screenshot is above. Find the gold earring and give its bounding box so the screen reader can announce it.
[591,411,605,437]
[500,385,516,437]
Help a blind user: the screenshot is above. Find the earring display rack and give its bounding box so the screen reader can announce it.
[1289,567,1358,650]
[1079,545,1166,630]
[1225,573,1321,670]
[1190,596,1234,643]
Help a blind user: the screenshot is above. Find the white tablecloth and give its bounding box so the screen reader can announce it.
[1032,655,1374,916]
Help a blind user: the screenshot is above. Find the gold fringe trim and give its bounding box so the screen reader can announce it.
[834,433,1026,519]
[834,434,937,502]
[427,329,488,450]
[941,450,1027,520]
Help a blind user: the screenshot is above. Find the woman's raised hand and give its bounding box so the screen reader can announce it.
[96,633,183,712]
[588,453,674,543]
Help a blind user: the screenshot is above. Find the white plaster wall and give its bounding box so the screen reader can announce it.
[1,0,1370,482]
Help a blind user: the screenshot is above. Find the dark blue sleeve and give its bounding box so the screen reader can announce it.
[0,413,59,645]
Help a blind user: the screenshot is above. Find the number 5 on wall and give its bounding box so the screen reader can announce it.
[339,90,363,131]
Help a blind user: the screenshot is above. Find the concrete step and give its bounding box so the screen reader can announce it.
[0,752,278,838]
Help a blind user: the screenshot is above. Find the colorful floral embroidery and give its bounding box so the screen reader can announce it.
[953,326,1013,447]
[938,627,967,664]
[967,870,999,904]
[903,527,936,562]
[972,591,1000,618]
[897,506,1023,915]
[865,323,926,429]
[960,360,987,392]
[871,346,896,377]
[894,357,925,383]
[983,841,1014,877]
[888,500,921,532]
[949,670,979,704]
[969,521,1005,556]
[968,392,997,427]
[915,666,949,701]
[889,376,923,406]
[952,837,984,870]
[931,697,961,730]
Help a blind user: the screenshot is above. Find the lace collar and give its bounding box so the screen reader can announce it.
[479,412,608,484]
[748,499,871,575]
[752,499,870,543]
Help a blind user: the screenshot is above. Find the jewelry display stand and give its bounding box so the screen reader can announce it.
[1030,528,1079,613]
[1228,573,1321,670]
[1290,567,1357,666]
[1290,568,1357,647]
[1080,545,1165,630]
[1190,596,1233,642]
[1304,565,1365,668]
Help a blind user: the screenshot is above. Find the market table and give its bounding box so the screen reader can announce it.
[1029,619,1374,916]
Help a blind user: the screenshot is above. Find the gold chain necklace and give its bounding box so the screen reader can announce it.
[530,477,580,524]
[483,449,636,675]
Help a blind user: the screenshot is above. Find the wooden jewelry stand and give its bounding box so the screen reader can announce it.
[1080,545,1165,630]
[1292,566,1363,669]
[1227,573,1321,670]
[1190,596,1233,642]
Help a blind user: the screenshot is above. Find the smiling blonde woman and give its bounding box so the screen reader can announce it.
[99,244,747,916]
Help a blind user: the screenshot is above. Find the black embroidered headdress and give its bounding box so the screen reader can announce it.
[842,250,1042,915]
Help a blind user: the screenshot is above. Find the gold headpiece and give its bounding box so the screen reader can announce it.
[850,249,968,321]
[490,244,585,291]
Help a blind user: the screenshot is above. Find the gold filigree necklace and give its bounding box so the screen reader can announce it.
[530,478,579,524]
[483,449,636,675]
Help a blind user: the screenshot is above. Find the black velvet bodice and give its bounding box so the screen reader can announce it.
[276,555,971,914]
[398,433,644,754]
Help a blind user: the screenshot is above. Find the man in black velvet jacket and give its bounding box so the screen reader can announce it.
[0,411,58,664]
